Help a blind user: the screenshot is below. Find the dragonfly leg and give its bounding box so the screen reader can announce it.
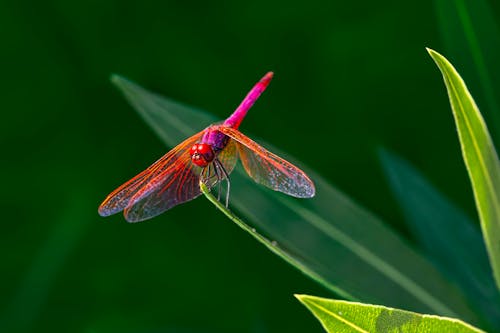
[213,163,221,201]
[199,166,206,183]
[200,164,214,193]
[200,165,208,184]
[215,159,230,208]
[201,164,219,181]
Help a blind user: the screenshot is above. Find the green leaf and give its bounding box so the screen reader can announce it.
[296,295,484,333]
[111,75,478,322]
[428,48,500,290]
[199,182,345,296]
[379,148,500,329]
[433,0,500,142]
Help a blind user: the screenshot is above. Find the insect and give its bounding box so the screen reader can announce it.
[98,72,315,222]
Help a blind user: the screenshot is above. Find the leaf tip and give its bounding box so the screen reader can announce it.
[425,48,448,66]
[109,74,136,92]
[294,294,317,307]
[425,47,440,59]
[110,73,122,85]
[294,294,313,311]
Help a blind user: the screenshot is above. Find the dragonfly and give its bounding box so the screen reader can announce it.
[99,72,315,222]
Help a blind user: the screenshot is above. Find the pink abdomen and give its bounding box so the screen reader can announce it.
[201,72,274,152]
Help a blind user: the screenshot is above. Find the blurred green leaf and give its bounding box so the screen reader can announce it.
[111,74,478,322]
[379,148,500,329]
[428,48,500,290]
[200,182,348,297]
[434,0,500,141]
[295,294,484,333]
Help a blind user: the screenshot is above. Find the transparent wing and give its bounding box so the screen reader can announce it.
[216,126,315,198]
[124,155,202,222]
[125,138,240,222]
[216,138,239,175]
[98,131,204,219]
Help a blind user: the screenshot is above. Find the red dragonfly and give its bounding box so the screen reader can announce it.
[99,72,315,222]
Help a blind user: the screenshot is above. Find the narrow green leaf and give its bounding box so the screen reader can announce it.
[433,0,500,142]
[379,148,500,329]
[200,183,353,299]
[296,295,484,333]
[111,75,478,322]
[428,48,500,290]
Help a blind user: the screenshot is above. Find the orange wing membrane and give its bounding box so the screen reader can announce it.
[98,132,204,222]
[216,126,315,198]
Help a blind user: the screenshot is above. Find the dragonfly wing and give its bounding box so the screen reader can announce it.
[125,140,240,222]
[124,156,202,222]
[98,131,204,218]
[216,126,315,198]
[216,138,239,175]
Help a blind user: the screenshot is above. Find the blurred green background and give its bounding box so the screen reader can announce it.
[1,0,499,332]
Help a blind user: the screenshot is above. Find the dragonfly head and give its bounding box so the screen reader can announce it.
[190,143,215,167]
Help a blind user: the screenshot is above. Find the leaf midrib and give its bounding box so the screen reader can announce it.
[304,300,370,333]
[444,71,500,223]
[282,199,458,317]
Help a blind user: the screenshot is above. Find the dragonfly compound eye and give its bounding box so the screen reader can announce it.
[190,143,215,167]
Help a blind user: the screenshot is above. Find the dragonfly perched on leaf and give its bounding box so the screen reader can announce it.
[99,72,315,222]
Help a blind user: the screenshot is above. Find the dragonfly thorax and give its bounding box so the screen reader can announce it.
[190,143,215,167]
